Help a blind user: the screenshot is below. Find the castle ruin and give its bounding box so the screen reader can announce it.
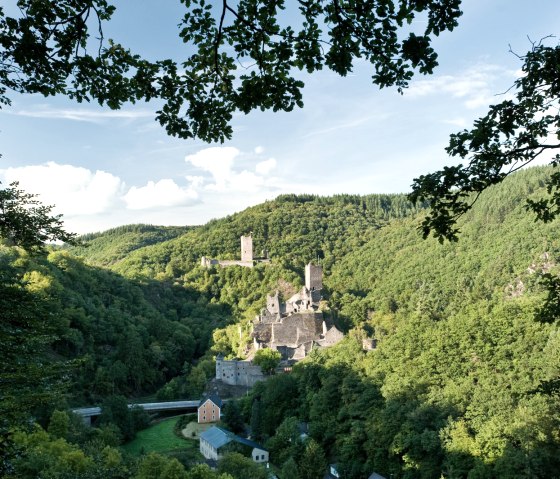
[201,235,270,268]
[215,354,265,387]
[252,263,343,361]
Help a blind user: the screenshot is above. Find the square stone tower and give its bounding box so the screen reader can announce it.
[241,235,253,262]
[305,263,322,291]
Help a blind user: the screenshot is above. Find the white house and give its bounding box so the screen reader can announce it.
[199,426,269,463]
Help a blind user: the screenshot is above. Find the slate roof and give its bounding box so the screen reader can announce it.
[199,426,267,452]
[198,393,223,408]
[232,435,268,451]
[200,426,230,449]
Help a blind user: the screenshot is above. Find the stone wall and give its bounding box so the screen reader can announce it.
[305,263,323,291]
[240,235,253,262]
[216,356,264,387]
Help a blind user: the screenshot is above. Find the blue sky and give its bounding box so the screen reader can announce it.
[1,1,559,234]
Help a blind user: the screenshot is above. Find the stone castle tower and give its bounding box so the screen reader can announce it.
[241,235,253,262]
[305,263,322,291]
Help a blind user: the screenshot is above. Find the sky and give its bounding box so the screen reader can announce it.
[1,1,559,234]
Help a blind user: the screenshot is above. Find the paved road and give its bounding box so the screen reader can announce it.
[72,400,200,418]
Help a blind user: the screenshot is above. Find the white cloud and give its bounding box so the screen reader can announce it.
[0,148,292,234]
[123,179,199,210]
[185,146,239,189]
[254,146,265,154]
[0,162,123,215]
[406,64,514,109]
[8,107,153,122]
[186,175,205,188]
[228,170,265,192]
[255,158,277,175]
[184,146,279,193]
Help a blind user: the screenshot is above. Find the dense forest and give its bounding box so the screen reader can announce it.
[2,168,560,478]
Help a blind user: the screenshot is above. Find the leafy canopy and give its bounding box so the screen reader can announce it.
[409,39,560,242]
[253,347,281,374]
[0,182,77,251]
[1,0,462,142]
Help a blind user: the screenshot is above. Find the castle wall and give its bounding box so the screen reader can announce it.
[216,357,264,387]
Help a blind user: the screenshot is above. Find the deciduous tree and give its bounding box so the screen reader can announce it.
[0,182,77,251]
[410,40,560,242]
[1,1,463,143]
[253,347,281,374]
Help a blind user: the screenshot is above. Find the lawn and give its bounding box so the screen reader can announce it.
[122,417,200,457]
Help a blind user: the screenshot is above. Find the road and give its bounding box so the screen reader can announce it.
[72,400,201,418]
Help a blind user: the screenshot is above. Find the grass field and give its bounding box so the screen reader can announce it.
[122,417,200,457]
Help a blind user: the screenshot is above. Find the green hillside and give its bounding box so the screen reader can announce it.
[4,167,560,478]
[328,166,559,327]
[69,224,192,267]
[0,247,228,406]
[242,166,560,478]
[71,193,422,279]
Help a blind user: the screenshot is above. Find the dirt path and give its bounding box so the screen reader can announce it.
[182,421,212,439]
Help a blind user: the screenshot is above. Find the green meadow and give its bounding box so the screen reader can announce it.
[121,417,199,457]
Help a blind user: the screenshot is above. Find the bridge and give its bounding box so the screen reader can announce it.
[72,400,201,425]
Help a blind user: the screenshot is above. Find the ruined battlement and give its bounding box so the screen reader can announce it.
[252,263,343,361]
[215,354,265,387]
[201,235,270,269]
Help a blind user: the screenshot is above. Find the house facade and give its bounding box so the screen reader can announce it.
[197,394,223,424]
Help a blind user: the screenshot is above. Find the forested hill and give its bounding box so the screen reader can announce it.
[11,192,419,405]
[5,167,560,478]
[327,165,560,328]
[237,166,560,478]
[69,224,192,266]
[70,193,423,279]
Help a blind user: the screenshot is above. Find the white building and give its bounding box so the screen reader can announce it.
[199,426,269,463]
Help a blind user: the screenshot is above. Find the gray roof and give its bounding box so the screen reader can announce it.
[199,426,267,452]
[232,435,268,451]
[200,426,230,449]
[198,393,223,408]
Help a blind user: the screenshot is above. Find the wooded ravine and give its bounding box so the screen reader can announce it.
[2,167,559,478]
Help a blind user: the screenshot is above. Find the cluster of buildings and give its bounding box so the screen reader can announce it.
[252,262,344,361]
[196,394,386,479]
[214,262,344,388]
[201,235,344,388]
[197,394,268,464]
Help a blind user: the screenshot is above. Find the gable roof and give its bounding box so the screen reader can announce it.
[198,393,223,408]
[199,426,267,452]
[200,426,230,449]
[232,435,268,451]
